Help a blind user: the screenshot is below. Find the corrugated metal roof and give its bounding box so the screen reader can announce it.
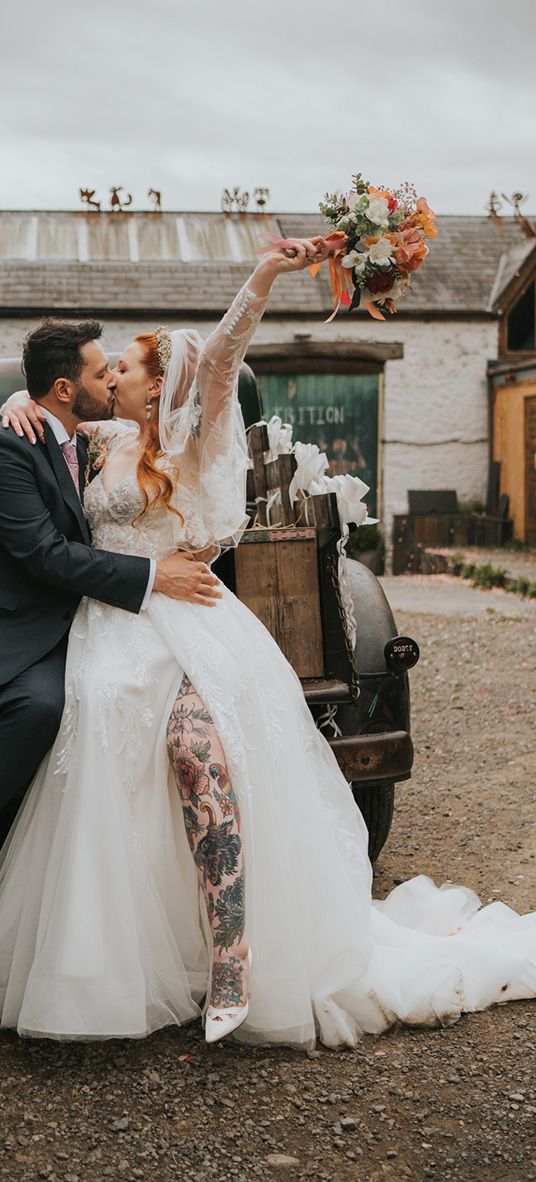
[0,211,531,315]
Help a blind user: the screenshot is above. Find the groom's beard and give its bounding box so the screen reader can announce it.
[72,383,115,421]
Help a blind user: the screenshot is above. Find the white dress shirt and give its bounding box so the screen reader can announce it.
[41,408,155,609]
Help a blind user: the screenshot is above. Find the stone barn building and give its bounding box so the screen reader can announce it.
[0,209,533,549]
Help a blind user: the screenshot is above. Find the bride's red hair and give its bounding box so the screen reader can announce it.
[132,332,183,526]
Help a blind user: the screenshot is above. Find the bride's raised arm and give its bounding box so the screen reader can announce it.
[193,237,329,424]
[163,237,330,552]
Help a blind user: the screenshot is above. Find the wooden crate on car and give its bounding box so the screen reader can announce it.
[235,526,324,677]
[236,424,354,690]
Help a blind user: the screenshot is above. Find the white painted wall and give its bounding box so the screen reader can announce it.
[0,312,499,561]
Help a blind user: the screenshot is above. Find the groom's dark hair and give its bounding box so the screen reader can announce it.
[22,318,104,399]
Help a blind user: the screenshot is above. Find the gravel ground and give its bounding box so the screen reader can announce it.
[1,586,536,1182]
[426,546,536,583]
[380,572,536,619]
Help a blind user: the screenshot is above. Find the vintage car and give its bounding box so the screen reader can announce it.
[0,355,419,861]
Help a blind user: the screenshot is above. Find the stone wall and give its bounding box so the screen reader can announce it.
[0,311,498,555]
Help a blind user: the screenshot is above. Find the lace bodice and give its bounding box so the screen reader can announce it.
[82,278,268,557]
[85,471,186,560]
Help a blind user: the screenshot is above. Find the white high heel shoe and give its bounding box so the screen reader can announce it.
[204,947,252,1044]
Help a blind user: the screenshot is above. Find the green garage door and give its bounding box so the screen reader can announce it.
[256,373,380,516]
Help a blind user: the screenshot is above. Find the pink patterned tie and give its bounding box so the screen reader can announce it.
[60,440,80,496]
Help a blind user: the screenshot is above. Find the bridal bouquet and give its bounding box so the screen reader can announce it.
[261,173,437,321]
[316,173,438,320]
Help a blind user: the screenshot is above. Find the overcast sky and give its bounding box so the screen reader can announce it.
[1,0,535,217]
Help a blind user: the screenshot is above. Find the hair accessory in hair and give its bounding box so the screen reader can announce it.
[154,325,172,373]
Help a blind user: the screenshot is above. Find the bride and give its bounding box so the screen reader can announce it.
[1,239,535,1049]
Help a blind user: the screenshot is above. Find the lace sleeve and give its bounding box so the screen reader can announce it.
[163,282,268,553]
[194,281,267,424]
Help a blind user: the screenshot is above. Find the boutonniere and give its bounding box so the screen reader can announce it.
[84,429,108,488]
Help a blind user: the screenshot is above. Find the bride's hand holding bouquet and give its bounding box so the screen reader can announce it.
[257,174,437,320]
[250,236,332,296]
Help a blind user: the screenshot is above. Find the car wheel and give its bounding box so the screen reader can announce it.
[351,781,395,863]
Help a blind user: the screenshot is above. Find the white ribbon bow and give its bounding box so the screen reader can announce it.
[308,472,378,532]
[288,442,330,505]
[265,415,294,461]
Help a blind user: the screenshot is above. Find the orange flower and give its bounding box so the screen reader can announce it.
[395,228,429,272]
[363,233,398,247]
[414,197,438,238]
[398,212,418,233]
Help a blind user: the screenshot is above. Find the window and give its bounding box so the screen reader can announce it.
[507,283,536,352]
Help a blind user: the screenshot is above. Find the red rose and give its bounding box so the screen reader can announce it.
[366,271,394,295]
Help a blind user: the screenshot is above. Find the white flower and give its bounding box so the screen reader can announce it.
[289,442,329,502]
[341,249,367,273]
[366,194,390,227]
[367,236,395,266]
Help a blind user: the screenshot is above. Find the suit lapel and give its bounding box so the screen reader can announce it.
[77,435,90,500]
[44,423,91,543]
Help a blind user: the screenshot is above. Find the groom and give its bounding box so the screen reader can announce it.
[0,318,220,843]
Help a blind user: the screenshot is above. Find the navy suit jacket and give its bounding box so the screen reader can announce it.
[0,423,150,685]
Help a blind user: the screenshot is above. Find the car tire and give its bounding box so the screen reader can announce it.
[351,781,395,863]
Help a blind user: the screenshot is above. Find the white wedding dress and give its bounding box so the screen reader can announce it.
[1,285,535,1048]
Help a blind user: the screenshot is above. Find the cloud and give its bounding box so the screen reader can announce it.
[0,0,534,214]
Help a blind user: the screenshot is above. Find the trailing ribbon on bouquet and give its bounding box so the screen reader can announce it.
[256,173,437,321]
[309,231,354,322]
[257,231,351,324]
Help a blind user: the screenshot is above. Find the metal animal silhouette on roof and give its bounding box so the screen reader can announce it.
[79,188,101,212]
[148,189,162,212]
[110,187,133,212]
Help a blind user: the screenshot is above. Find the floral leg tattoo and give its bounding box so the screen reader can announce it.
[167,674,249,1008]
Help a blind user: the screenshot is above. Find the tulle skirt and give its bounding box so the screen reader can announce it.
[1,587,535,1047]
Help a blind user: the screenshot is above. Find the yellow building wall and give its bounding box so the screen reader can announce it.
[493,379,536,541]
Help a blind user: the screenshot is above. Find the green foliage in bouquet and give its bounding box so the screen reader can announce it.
[317,172,437,318]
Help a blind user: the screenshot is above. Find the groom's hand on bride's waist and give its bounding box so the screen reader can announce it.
[154,552,223,606]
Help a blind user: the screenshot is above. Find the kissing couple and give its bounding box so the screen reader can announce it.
[0,238,535,1049]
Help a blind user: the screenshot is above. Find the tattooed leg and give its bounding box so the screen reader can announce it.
[167,673,249,1008]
